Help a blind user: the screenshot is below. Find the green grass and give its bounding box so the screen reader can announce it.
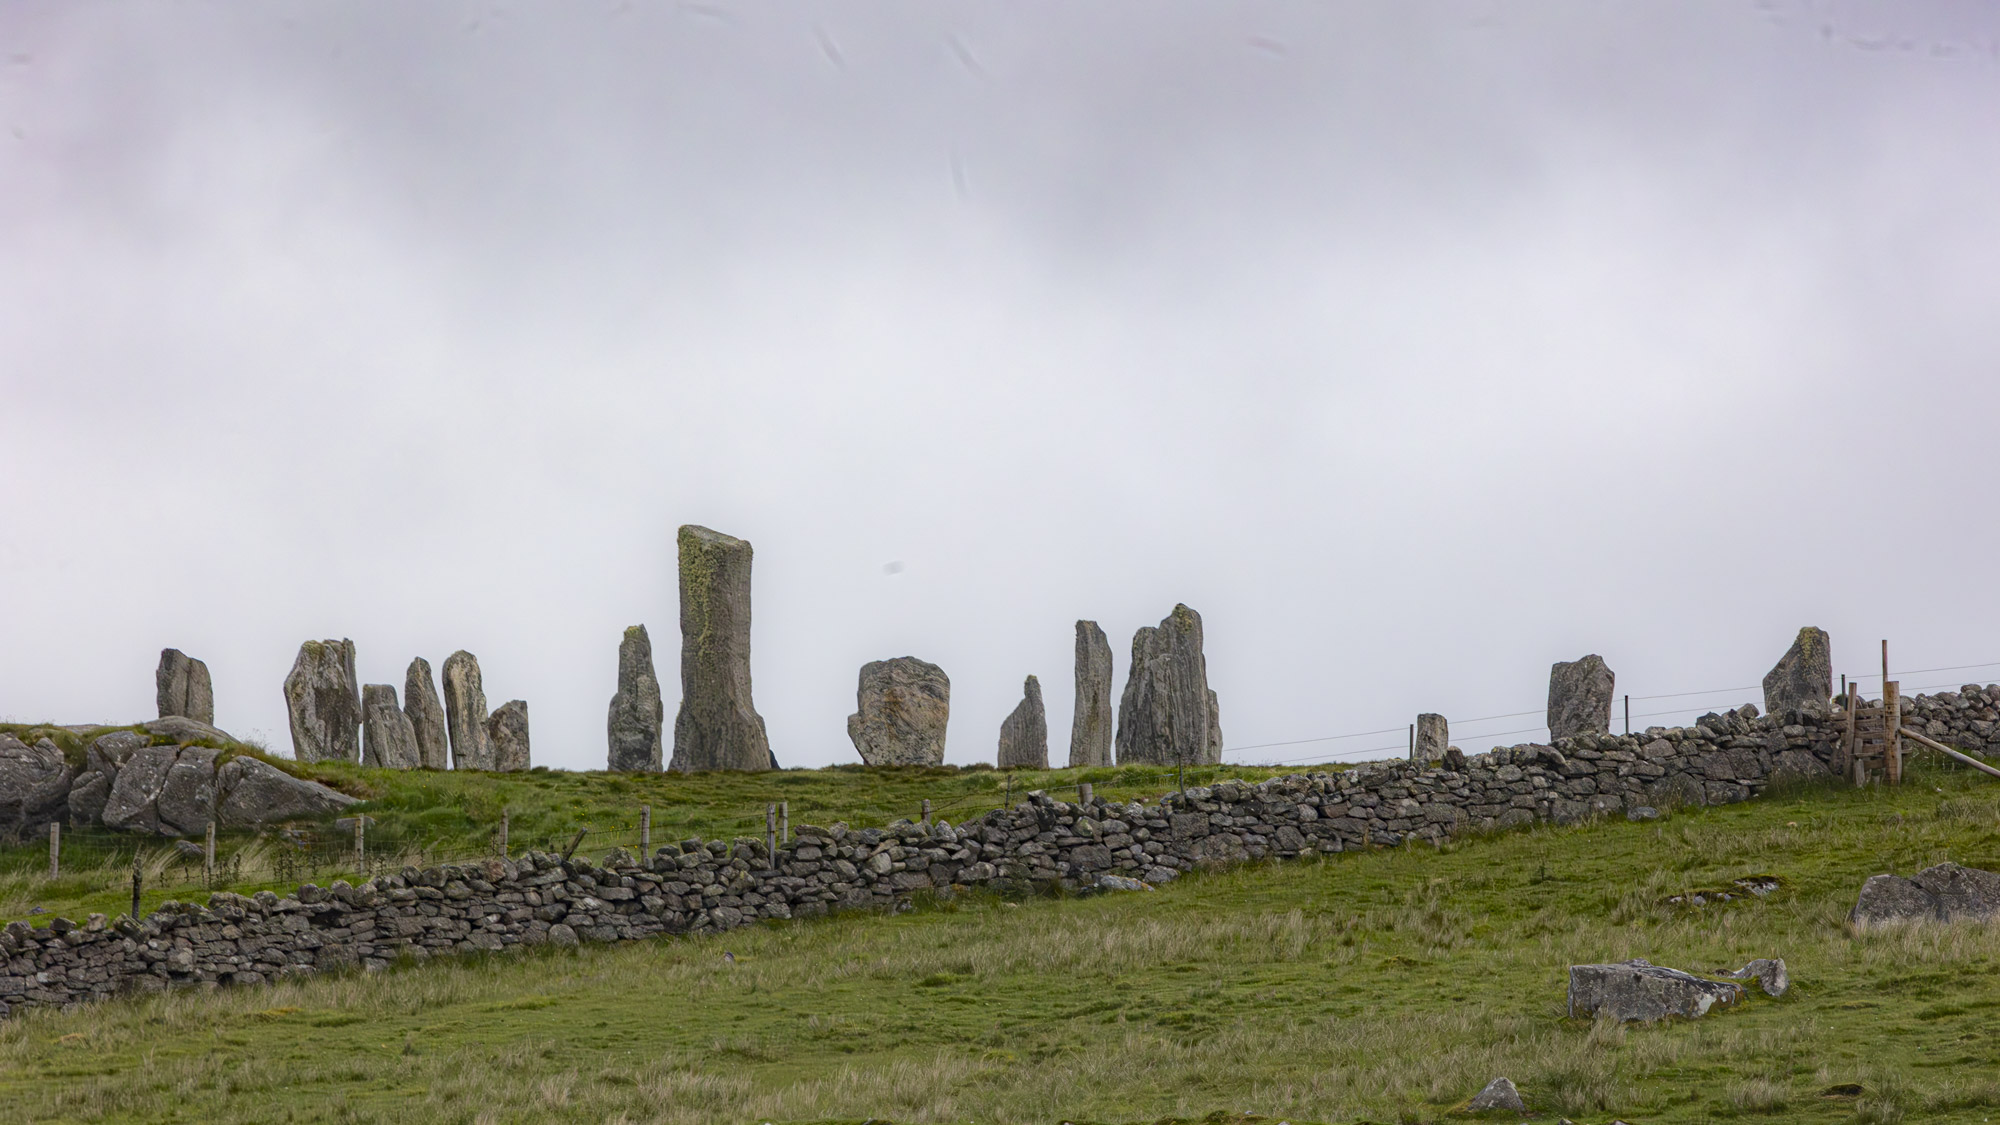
[5,764,2000,1123]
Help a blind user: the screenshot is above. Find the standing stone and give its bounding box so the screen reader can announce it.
[155,649,215,725]
[1115,604,1222,767]
[607,625,666,772]
[282,639,361,763]
[669,525,773,772]
[847,657,950,766]
[404,658,450,770]
[441,650,493,771]
[1547,654,1615,742]
[997,675,1048,769]
[1414,713,1449,762]
[1763,626,1833,714]
[488,700,531,772]
[1068,621,1114,768]
[361,684,421,770]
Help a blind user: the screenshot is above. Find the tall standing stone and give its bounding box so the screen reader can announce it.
[1115,604,1222,767]
[1068,621,1113,768]
[361,684,421,770]
[1548,654,1615,742]
[1763,627,1833,714]
[488,700,531,772]
[607,625,665,772]
[847,657,951,766]
[282,639,360,763]
[1414,713,1449,762]
[155,649,215,725]
[669,524,774,772]
[441,650,493,771]
[404,658,450,770]
[997,675,1048,769]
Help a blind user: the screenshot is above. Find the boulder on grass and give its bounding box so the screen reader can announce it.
[214,757,358,827]
[1567,959,1744,1022]
[1466,1076,1525,1112]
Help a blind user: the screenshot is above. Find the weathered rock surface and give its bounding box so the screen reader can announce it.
[846,657,950,766]
[1069,620,1114,768]
[998,675,1048,769]
[441,650,492,771]
[282,639,361,763]
[213,756,358,825]
[1115,604,1222,766]
[361,685,421,770]
[488,700,531,772]
[1466,1077,1525,1112]
[1568,959,1744,1021]
[404,658,449,770]
[1852,863,2000,926]
[143,717,236,745]
[0,736,73,841]
[1721,958,1790,997]
[1415,713,1449,762]
[155,649,214,724]
[1763,626,1832,715]
[102,745,220,836]
[1548,654,1615,741]
[607,626,665,772]
[670,525,773,772]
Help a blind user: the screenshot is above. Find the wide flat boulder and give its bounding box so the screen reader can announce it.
[1853,863,2000,926]
[1567,959,1744,1022]
[215,756,358,826]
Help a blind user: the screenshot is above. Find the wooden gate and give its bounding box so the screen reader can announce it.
[1840,640,1901,786]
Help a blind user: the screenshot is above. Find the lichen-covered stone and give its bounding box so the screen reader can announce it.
[488,700,531,772]
[607,626,665,772]
[214,756,358,826]
[282,639,360,763]
[847,657,950,766]
[998,675,1048,769]
[670,525,773,772]
[1466,1077,1525,1113]
[0,736,73,842]
[1115,604,1221,766]
[441,651,492,771]
[1415,713,1448,762]
[1764,626,1833,714]
[155,649,214,725]
[1068,620,1113,768]
[361,684,421,770]
[1548,654,1614,741]
[1568,959,1744,1021]
[404,658,449,770]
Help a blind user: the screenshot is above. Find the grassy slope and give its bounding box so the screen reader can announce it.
[5,764,2000,1124]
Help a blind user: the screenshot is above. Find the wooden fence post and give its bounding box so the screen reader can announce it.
[130,851,142,920]
[1885,680,1902,785]
[499,808,509,856]
[765,803,777,863]
[1407,724,1415,761]
[48,821,58,881]
[640,805,651,853]
[780,800,789,844]
[355,816,366,873]
[204,822,215,886]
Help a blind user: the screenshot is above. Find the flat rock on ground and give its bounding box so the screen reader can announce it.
[1567,958,1745,1022]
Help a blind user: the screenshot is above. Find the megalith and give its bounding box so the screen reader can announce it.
[155,649,215,725]
[1068,620,1113,768]
[282,639,361,763]
[488,700,531,772]
[669,524,774,772]
[847,657,950,766]
[1763,626,1832,715]
[361,684,421,770]
[607,625,665,772]
[998,675,1048,769]
[1115,604,1222,767]
[1414,713,1449,762]
[441,650,493,770]
[1547,654,1615,742]
[404,657,450,770]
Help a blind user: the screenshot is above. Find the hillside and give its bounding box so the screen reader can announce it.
[3,762,1999,1124]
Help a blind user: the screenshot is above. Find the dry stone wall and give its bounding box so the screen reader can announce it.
[9,686,2000,1020]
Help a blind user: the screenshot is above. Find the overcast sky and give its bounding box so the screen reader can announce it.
[4,2,1998,771]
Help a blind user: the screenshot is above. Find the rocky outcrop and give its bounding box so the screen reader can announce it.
[1466,1078,1525,1113]
[1116,604,1221,767]
[670,525,773,772]
[1763,627,1833,715]
[102,745,221,836]
[441,651,492,771]
[213,756,357,825]
[404,659,449,771]
[1415,713,1448,762]
[1548,654,1614,741]
[997,675,1048,769]
[62,727,356,838]
[1851,863,2000,926]
[0,736,73,842]
[1069,621,1113,768]
[488,700,531,772]
[361,685,421,770]
[155,649,215,725]
[1568,959,1744,1021]
[607,626,665,772]
[1721,958,1790,997]
[282,639,361,763]
[847,657,950,766]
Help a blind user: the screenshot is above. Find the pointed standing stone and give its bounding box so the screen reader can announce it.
[1414,713,1449,762]
[998,675,1048,769]
[1548,654,1615,742]
[361,684,421,770]
[1115,604,1222,767]
[404,658,449,770]
[669,525,774,772]
[607,625,665,772]
[1763,626,1832,714]
[847,657,950,766]
[282,639,360,763]
[1068,621,1113,768]
[155,649,215,725]
[488,700,531,772]
[441,650,493,770]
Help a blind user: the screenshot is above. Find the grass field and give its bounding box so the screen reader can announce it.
[5,761,2000,1124]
